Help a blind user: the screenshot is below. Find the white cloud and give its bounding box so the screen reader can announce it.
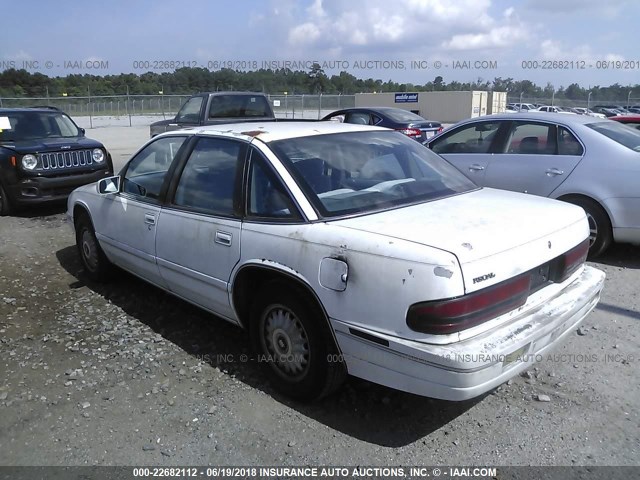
[284,0,529,56]
[524,0,632,17]
[442,26,528,51]
[539,39,625,62]
[5,50,33,61]
[288,23,322,44]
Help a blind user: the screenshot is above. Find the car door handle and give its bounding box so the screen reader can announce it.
[545,168,564,176]
[468,164,485,171]
[215,231,232,246]
[144,213,156,226]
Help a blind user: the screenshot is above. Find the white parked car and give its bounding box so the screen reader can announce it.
[67,122,605,401]
[508,103,537,112]
[573,107,607,119]
[531,106,576,114]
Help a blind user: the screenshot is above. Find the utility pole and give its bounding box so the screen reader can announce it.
[88,86,93,129]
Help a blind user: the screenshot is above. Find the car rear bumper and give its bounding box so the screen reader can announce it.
[7,170,111,205]
[331,265,605,401]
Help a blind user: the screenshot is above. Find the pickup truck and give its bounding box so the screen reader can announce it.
[149,92,276,137]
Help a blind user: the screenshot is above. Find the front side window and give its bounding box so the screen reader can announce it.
[123,136,187,201]
[431,121,501,154]
[270,131,476,218]
[176,96,204,123]
[172,137,242,216]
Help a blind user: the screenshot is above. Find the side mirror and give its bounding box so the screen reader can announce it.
[79,128,86,136]
[98,176,120,194]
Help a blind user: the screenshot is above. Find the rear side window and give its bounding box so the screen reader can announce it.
[431,122,501,154]
[246,149,301,221]
[587,122,640,151]
[505,122,555,155]
[558,126,584,156]
[345,112,371,125]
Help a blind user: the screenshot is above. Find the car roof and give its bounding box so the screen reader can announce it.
[165,120,387,143]
[469,112,606,125]
[0,107,63,113]
[337,107,409,113]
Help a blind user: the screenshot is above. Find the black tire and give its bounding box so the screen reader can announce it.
[564,197,612,258]
[250,282,346,401]
[0,183,12,216]
[75,213,114,282]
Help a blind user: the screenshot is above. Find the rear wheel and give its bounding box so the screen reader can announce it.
[75,213,114,281]
[250,282,345,401]
[564,197,612,258]
[0,183,12,216]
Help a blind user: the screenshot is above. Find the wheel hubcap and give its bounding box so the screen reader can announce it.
[262,305,309,379]
[81,229,99,271]
[586,212,597,247]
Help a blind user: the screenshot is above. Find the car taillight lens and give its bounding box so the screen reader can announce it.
[556,239,589,282]
[406,239,589,335]
[407,274,531,334]
[397,127,422,137]
[437,127,443,133]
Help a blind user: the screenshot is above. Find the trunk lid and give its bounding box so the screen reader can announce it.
[330,188,588,293]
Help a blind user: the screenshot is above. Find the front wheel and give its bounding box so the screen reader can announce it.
[250,283,345,401]
[564,197,612,258]
[75,214,114,282]
[0,183,12,216]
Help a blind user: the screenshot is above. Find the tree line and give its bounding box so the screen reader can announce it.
[0,64,638,103]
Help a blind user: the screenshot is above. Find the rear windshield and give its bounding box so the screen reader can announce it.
[587,121,640,152]
[269,130,476,218]
[384,109,427,123]
[0,111,80,142]
[208,95,271,118]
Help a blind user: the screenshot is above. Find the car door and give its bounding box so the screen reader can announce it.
[95,135,188,287]
[167,95,206,132]
[482,121,584,196]
[428,120,506,184]
[155,136,245,319]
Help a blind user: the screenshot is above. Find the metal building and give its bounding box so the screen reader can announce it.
[355,91,507,123]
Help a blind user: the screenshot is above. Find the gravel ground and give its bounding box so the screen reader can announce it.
[0,124,638,467]
[0,208,638,467]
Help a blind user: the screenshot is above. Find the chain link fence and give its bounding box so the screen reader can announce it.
[506,96,640,109]
[0,94,357,126]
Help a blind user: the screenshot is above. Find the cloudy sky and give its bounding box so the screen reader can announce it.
[2,0,638,89]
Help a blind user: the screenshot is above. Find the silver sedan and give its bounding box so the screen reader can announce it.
[425,112,640,257]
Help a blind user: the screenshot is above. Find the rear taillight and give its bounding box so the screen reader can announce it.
[437,127,443,134]
[407,275,531,334]
[406,239,589,335]
[397,127,422,138]
[556,239,589,282]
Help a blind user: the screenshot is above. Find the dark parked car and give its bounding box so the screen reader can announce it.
[149,92,276,138]
[0,107,113,215]
[322,107,442,142]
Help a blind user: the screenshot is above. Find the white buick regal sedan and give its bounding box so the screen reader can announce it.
[67,122,605,401]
